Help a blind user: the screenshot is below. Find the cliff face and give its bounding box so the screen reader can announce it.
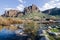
[2,10,17,17]
[2,10,24,17]
[2,4,40,17]
[24,4,40,14]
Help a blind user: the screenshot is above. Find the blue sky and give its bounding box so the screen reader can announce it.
[0,0,60,15]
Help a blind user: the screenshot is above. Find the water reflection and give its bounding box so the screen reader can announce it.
[0,28,29,40]
[0,28,16,40]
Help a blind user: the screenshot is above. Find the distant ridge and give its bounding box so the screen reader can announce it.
[42,7,60,15]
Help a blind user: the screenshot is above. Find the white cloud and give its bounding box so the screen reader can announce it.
[39,0,60,11]
[4,8,14,10]
[4,4,25,11]
[4,0,25,11]
[17,4,25,11]
[18,0,26,3]
[55,0,59,1]
[4,8,12,10]
[18,0,24,3]
[16,0,25,11]
[4,8,18,10]
[51,0,59,2]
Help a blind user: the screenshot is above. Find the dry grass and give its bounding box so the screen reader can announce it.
[0,17,24,30]
[0,17,24,26]
[0,26,3,30]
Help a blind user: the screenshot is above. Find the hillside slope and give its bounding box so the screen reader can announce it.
[42,7,60,15]
[20,12,51,19]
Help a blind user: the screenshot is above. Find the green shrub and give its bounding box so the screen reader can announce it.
[24,20,39,40]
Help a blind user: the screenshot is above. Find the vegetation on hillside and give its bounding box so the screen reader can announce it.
[19,12,51,19]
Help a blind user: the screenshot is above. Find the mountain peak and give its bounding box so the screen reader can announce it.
[24,4,40,14]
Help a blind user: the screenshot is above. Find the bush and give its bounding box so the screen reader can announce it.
[24,20,39,40]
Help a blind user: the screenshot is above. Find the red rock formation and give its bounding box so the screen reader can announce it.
[2,4,40,17]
